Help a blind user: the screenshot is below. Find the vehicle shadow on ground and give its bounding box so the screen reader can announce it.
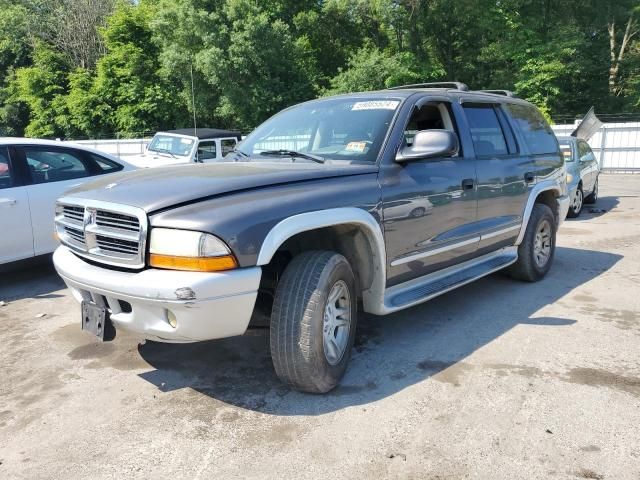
[0,256,66,302]
[137,246,621,415]
[568,195,619,221]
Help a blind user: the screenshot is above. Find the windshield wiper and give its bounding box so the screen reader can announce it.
[149,147,177,159]
[259,149,325,164]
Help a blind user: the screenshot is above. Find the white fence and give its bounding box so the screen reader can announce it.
[70,122,640,172]
[68,138,150,158]
[551,122,640,172]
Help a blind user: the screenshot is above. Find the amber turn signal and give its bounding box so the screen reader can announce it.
[149,254,238,272]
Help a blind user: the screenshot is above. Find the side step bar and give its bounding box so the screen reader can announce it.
[384,247,518,313]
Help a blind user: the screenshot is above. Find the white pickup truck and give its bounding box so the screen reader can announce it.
[126,128,241,168]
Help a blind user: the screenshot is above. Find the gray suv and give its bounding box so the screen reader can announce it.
[53,82,569,393]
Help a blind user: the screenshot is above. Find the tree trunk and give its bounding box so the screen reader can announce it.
[608,15,638,96]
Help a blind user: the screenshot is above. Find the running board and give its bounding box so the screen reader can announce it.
[384,247,518,313]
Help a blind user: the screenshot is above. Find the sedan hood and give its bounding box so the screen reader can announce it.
[64,162,378,213]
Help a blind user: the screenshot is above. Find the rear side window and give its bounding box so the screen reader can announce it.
[463,105,509,156]
[88,153,124,173]
[221,138,237,156]
[505,104,558,155]
[24,148,91,184]
[0,147,13,190]
[577,141,596,163]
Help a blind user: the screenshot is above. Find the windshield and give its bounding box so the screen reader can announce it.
[147,134,195,157]
[558,140,573,162]
[235,97,402,163]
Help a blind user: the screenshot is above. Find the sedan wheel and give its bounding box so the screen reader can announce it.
[567,187,583,218]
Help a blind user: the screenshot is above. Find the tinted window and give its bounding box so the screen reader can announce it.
[0,147,12,190]
[24,148,91,184]
[221,138,236,156]
[463,105,508,156]
[506,104,558,155]
[197,141,217,161]
[88,152,124,173]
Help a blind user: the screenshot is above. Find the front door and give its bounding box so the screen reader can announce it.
[0,146,34,263]
[380,100,478,286]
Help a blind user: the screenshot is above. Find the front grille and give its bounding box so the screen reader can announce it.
[55,198,147,269]
[95,210,140,232]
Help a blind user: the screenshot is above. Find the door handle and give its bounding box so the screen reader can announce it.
[461,178,475,190]
[524,172,535,183]
[0,198,16,206]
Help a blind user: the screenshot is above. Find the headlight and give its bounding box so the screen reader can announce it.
[566,172,573,183]
[149,228,237,272]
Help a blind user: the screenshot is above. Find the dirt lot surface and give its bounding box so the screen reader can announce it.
[1,175,639,479]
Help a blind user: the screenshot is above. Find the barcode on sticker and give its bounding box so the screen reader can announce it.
[352,101,400,111]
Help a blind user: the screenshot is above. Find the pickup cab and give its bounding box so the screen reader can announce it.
[53,82,569,393]
[125,128,241,168]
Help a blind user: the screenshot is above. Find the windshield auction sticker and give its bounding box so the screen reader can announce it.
[352,100,400,111]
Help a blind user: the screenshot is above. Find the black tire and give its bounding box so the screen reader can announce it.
[506,203,556,282]
[270,251,357,393]
[409,207,426,218]
[584,178,598,204]
[566,185,583,218]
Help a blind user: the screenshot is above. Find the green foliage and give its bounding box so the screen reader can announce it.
[325,47,442,95]
[0,0,639,138]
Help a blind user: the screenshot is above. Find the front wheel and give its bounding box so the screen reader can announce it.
[506,203,556,282]
[270,251,357,393]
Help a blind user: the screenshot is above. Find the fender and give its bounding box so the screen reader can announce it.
[256,207,387,314]
[515,180,563,245]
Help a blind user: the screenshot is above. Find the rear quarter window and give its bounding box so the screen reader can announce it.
[88,153,124,173]
[505,104,558,155]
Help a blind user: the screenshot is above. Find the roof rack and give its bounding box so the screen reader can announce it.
[479,89,518,98]
[388,82,469,91]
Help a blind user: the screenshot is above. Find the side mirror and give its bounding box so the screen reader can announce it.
[396,129,459,163]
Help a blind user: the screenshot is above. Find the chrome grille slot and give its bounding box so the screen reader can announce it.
[63,205,84,223]
[96,210,140,232]
[96,235,139,254]
[55,198,147,269]
[65,226,86,246]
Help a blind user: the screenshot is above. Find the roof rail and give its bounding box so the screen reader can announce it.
[388,82,470,91]
[479,89,518,98]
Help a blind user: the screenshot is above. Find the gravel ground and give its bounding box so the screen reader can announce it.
[0,174,639,480]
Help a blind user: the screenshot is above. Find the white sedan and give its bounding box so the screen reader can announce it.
[0,138,135,264]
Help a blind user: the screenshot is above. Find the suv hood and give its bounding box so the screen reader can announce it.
[125,153,189,169]
[64,162,378,213]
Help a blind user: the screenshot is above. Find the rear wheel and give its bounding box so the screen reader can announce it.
[567,186,583,218]
[270,251,357,393]
[506,203,556,282]
[584,178,598,204]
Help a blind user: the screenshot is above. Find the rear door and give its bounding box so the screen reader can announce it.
[0,146,34,263]
[459,102,533,252]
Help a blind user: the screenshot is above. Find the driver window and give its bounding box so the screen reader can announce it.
[197,141,217,161]
[404,102,456,149]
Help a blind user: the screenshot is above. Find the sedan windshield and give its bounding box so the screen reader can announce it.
[147,134,195,157]
[234,97,402,163]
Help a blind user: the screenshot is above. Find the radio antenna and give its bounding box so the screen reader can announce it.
[190,62,197,136]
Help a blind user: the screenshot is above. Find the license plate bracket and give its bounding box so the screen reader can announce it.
[81,301,112,341]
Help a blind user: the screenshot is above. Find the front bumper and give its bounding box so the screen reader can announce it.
[53,246,261,343]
